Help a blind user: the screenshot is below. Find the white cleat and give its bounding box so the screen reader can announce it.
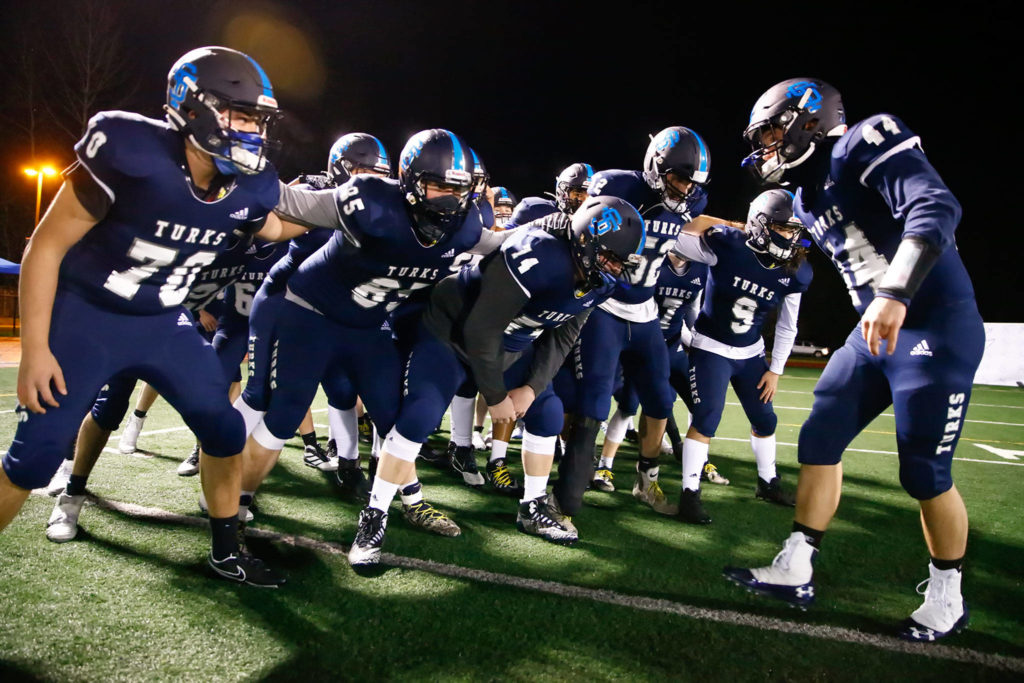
[659,433,674,455]
[898,563,969,642]
[118,413,146,454]
[44,459,74,497]
[723,532,817,609]
[46,493,86,543]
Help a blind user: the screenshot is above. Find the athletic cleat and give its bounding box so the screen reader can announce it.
[349,507,388,567]
[303,442,338,471]
[177,445,200,477]
[419,442,450,468]
[897,565,969,642]
[659,433,674,455]
[546,493,577,535]
[118,413,146,453]
[591,467,615,492]
[357,414,374,444]
[44,458,74,496]
[702,462,730,486]
[208,551,286,588]
[335,457,370,502]
[198,491,254,523]
[485,458,521,496]
[756,476,795,506]
[632,477,679,516]
[510,421,524,440]
[402,501,461,537]
[326,439,338,459]
[624,427,639,443]
[472,429,488,451]
[678,488,712,524]
[723,532,817,609]
[46,493,86,543]
[516,495,578,546]
[450,445,485,487]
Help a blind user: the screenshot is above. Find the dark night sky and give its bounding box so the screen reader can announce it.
[0,1,1015,346]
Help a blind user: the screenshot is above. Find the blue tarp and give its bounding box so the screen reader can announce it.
[0,258,20,274]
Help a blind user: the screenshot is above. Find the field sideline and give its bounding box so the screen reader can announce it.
[1,364,1022,681]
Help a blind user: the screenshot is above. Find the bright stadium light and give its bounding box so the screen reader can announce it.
[23,164,60,227]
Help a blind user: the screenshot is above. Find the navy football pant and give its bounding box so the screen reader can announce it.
[3,291,245,489]
[688,347,776,438]
[239,278,285,412]
[799,302,984,500]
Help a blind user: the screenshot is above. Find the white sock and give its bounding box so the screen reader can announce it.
[490,438,509,463]
[521,474,548,502]
[598,456,614,469]
[751,433,777,482]
[328,405,359,461]
[450,397,475,447]
[681,438,709,491]
[369,476,400,512]
[605,408,631,443]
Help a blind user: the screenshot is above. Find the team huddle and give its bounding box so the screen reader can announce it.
[1,47,983,645]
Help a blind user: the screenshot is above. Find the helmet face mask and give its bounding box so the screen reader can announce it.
[164,46,281,176]
[744,189,805,264]
[328,133,391,185]
[554,163,594,214]
[399,129,476,245]
[569,196,646,290]
[642,126,710,215]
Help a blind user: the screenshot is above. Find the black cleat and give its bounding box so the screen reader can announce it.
[419,442,450,468]
[335,457,370,502]
[485,458,521,496]
[349,507,388,568]
[208,550,286,588]
[756,476,795,507]
[450,445,485,487]
[678,488,712,525]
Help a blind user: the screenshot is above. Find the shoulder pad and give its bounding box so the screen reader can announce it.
[334,175,404,238]
[509,197,558,227]
[74,111,174,180]
[588,170,653,209]
[833,114,923,186]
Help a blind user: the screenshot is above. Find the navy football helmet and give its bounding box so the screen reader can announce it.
[554,162,594,214]
[399,129,476,245]
[164,46,281,175]
[470,148,489,199]
[742,78,847,184]
[642,127,710,214]
[569,196,646,290]
[745,189,805,264]
[327,132,391,185]
[492,186,517,227]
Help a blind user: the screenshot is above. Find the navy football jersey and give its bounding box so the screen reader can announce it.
[476,196,495,228]
[794,114,974,322]
[654,261,708,342]
[457,227,615,352]
[506,196,559,230]
[221,241,289,317]
[60,111,279,315]
[288,175,486,328]
[694,227,812,347]
[588,170,709,305]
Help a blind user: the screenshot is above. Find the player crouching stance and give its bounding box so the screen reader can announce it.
[349,196,646,566]
[1,47,304,587]
[723,79,983,642]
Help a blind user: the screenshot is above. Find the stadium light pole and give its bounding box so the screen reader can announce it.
[23,165,58,227]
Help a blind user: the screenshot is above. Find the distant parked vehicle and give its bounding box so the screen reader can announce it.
[792,341,829,358]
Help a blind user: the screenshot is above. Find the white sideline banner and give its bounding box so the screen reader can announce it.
[975,323,1024,387]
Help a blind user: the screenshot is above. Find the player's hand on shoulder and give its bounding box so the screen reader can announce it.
[861,295,907,356]
[197,308,217,332]
[757,370,780,403]
[507,385,536,419]
[17,345,67,414]
[488,396,518,424]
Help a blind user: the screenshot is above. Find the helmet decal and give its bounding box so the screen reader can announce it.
[588,207,622,237]
[450,133,466,172]
[785,81,823,113]
[168,62,197,111]
[400,133,428,172]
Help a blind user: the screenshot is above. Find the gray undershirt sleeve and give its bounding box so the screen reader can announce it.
[273,181,342,230]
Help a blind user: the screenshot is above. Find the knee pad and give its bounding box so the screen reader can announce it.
[251,420,287,451]
[796,417,844,466]
[522,431,556,456]
[750,412,778,438]
[191,408,246,458]
[90,378,136,431]
[385,427,422,463]
[898,450,954,500]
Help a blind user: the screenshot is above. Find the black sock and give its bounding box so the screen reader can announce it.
[792,521,824,548]
[301,431,318,448]
[637,455,659,472]
[65,474,88,496]
[474,425,484,433]
[133,409,147,419]
[931,556,964,572]
[665,414,683,448]
[210,515,239,560]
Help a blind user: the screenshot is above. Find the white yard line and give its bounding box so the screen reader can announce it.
[36,494,1022,676]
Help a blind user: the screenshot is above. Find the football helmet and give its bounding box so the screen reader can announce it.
[327,132,391,185]
[399,129,476,245]
[492,186,517,227]
[745,189,805,263]
[569,196,646,290]
[164,46,281,175]
[554,162,594,214]
[470,148,489,199]
[642,127,710,214]
[742,78,847,184]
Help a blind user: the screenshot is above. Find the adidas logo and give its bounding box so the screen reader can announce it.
[910,340,933,357]
[177,312,192,327]
[229,207,249,220]
[690,277,702,285]
[779,277,790,285]
[441,249,455,258]
[583,300,594,308]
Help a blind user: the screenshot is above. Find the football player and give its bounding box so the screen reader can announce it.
[3,46,307,586]
[348,195,646,565]
[504,162,594,230]
[722,79,983,643]
[673,189,812,523]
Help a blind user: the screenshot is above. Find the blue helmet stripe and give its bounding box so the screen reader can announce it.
[243,54,274,97]
[583,163,594,180]
[635,214,647,255]
[375,136,389,164]
[449,132,466,171]
[690,129,709,175]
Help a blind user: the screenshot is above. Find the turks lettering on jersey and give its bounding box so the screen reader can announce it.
[936,393,967,455]
[657,286,697,300]
[505,310,574,338]
[731,276,776,301]
[195,264,247,282]
[385,265,440,280]
[646,219,683,239]
[808,205,844,241]
[154,220,227,246]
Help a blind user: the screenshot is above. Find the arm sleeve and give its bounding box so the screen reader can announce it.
[468,226,515,255]
[672,232,718,265]
[679,295,701,347]
[524,310,592,396]
[274,182,343,230]
[63,161,111,221]
[463,258,531,405]
[769,293,801,374]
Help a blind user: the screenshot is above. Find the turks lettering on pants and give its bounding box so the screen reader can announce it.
[935,392,966,455]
